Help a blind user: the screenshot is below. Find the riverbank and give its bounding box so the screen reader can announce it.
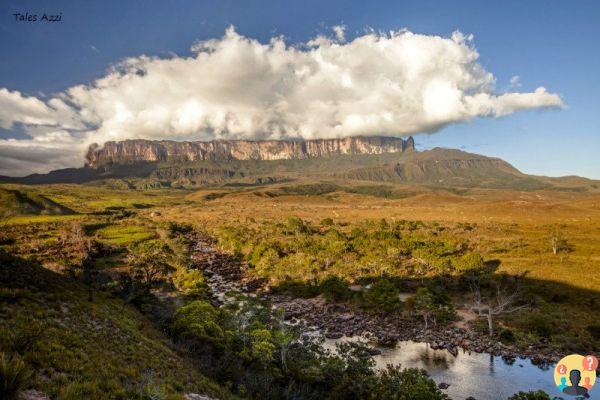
[189,231,562,366]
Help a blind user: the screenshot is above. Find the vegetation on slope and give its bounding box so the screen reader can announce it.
[0,249,229,399]
[0,188,74,218]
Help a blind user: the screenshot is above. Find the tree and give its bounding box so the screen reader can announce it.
[412,288,436,330]
[468,273,528,336]
[128,240,175,291]
[549,229,570,256]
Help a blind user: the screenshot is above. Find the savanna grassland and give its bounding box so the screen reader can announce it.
[162,181,600,351]
[1,180,599,399]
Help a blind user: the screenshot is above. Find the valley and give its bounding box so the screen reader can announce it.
[1,141,599,399]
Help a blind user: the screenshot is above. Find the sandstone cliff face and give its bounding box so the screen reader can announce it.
[85,136,414,168]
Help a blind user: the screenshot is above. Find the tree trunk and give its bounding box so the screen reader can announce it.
[487,311,494,336]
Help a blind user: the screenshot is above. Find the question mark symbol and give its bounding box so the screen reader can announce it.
[557,364,567,374]
[582,355,598,371]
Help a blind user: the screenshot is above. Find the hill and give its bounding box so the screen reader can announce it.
[0,188,75,218]
[0,249,230,399]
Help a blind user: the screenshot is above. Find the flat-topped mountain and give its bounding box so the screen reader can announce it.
[1,136,597,192]
[85,136,415,167]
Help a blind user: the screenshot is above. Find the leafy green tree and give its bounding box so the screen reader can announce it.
[247,328,275,366]
[128,240,175,291]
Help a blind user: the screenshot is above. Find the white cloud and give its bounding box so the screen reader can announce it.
[0,27,563,176]
[332,25,346,42]
[509,75,522,88]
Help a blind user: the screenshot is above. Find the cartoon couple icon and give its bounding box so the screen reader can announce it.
[557,369,592,396]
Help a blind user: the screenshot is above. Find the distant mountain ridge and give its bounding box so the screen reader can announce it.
[85,136,415,167]
[1,137,597,192]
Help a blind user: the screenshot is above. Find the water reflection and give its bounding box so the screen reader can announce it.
[325,338,558,400]
[410,345,455,369]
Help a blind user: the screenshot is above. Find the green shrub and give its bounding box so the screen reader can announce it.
[361,279,402,313]
[0,353,33,400]
[375,366,449,399]
[320,217,334,226]
[283,216,310,235]
[59,380,125,400]
[320,276,350,301]
[507,390,550,400]
[499,328,516,343]
[522,312,555,338]
[171,300,224,345]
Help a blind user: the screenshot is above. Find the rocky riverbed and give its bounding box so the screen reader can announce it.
[188,232,563,366]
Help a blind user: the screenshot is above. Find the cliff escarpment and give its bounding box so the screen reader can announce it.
[85,136,414,168]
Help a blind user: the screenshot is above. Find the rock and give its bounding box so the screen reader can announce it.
[19,390,50,400]
[465,397,477,400]
[325,332,343,339]
[184,394,216,400]
[366,347,382,356]
[438,382,450,389]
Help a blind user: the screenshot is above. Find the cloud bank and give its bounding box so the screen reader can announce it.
[0,26,563,176]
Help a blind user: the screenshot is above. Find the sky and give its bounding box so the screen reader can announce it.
[0,0,598,178]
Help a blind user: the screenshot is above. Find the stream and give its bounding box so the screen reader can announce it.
[192,234,562,400]
[325,337,558,400]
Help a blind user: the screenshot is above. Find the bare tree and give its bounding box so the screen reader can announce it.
[468,273,528,336]
[549,229,569,256]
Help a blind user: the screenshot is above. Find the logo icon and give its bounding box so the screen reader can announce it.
[554,354,598,396]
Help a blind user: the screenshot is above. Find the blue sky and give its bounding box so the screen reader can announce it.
[0,0,598,178]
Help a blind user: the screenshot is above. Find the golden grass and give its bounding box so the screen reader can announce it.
[159,185,600,292]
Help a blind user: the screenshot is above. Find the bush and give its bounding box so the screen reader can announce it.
[499,328,516,343]
[522,312,555,338]
[283,216,310,235]
[375,366,449,400]
[174,269,207,298]
[361,279,402,313]
[0,353,33,400]
[507,390,550,400]
[320,217,334,226]
[320,276,350,301]
[171,300,224,345]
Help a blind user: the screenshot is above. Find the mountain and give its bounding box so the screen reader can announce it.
[1,136,597,191]
[84,136,414,167]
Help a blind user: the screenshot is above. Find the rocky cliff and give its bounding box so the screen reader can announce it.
[85,136,414,168]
